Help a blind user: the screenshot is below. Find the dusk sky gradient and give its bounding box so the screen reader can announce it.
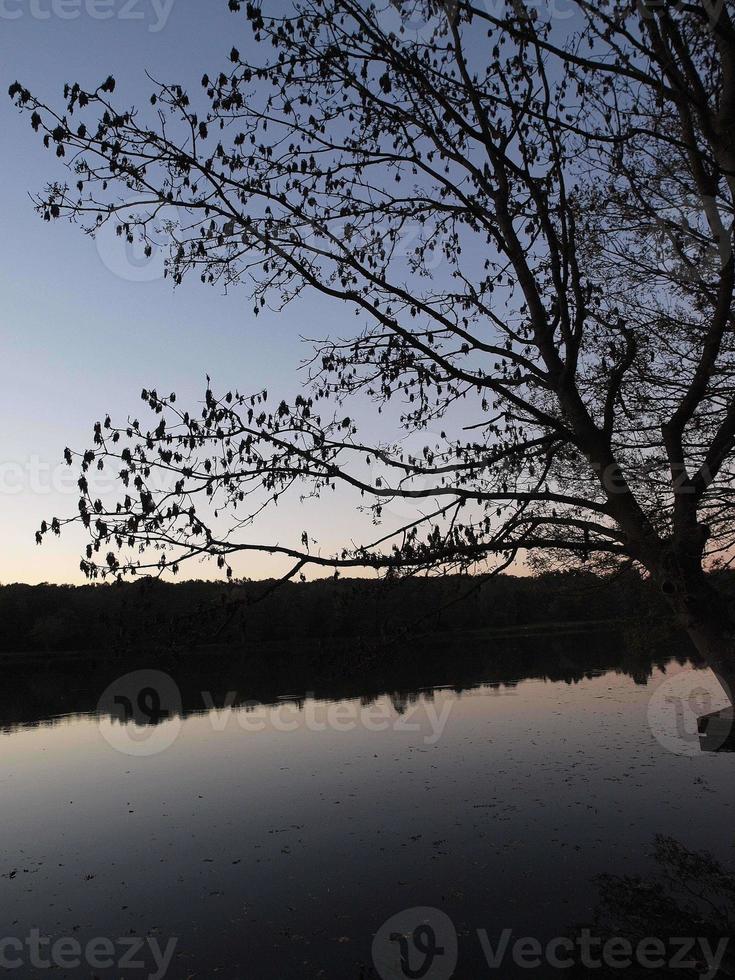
[0,0,415,584]
[0,0,548,584]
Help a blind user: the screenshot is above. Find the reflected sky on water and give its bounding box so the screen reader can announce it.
[0,635,732,978]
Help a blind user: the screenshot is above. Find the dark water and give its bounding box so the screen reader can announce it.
[0,632,733,978]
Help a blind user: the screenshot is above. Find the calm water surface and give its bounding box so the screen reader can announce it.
[0,637,733,978]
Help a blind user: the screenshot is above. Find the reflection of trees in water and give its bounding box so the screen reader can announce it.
[580,836,735,978]
[0,630,693,732]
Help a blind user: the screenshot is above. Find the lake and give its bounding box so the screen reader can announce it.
[0,632,733,978]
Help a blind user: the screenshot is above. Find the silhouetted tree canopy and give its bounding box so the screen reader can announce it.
[10,0,735,696]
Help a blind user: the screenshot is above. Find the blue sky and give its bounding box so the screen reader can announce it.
[0,0,391,583]
[0,0,562,585]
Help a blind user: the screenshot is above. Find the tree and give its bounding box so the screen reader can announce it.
[10,0,735,701]
[585,835,735,977]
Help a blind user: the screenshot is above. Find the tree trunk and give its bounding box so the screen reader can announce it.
[656,554,735,706]
[684,621,735,708]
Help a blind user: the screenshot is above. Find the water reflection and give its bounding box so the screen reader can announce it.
[579,835,735,978]
[699,707,735,753]
[0,630,732,979]
[0,626,693,733]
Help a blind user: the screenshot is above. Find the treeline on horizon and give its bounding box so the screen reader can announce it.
[1,568,729,655]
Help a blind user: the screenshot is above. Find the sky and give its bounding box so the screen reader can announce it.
[0,0,406,584]
[0,0,556,586]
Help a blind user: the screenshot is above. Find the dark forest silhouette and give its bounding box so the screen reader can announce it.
[0,568,709,656]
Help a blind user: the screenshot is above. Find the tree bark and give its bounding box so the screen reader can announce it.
[683,623,735,708]
[656,553,735,706]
